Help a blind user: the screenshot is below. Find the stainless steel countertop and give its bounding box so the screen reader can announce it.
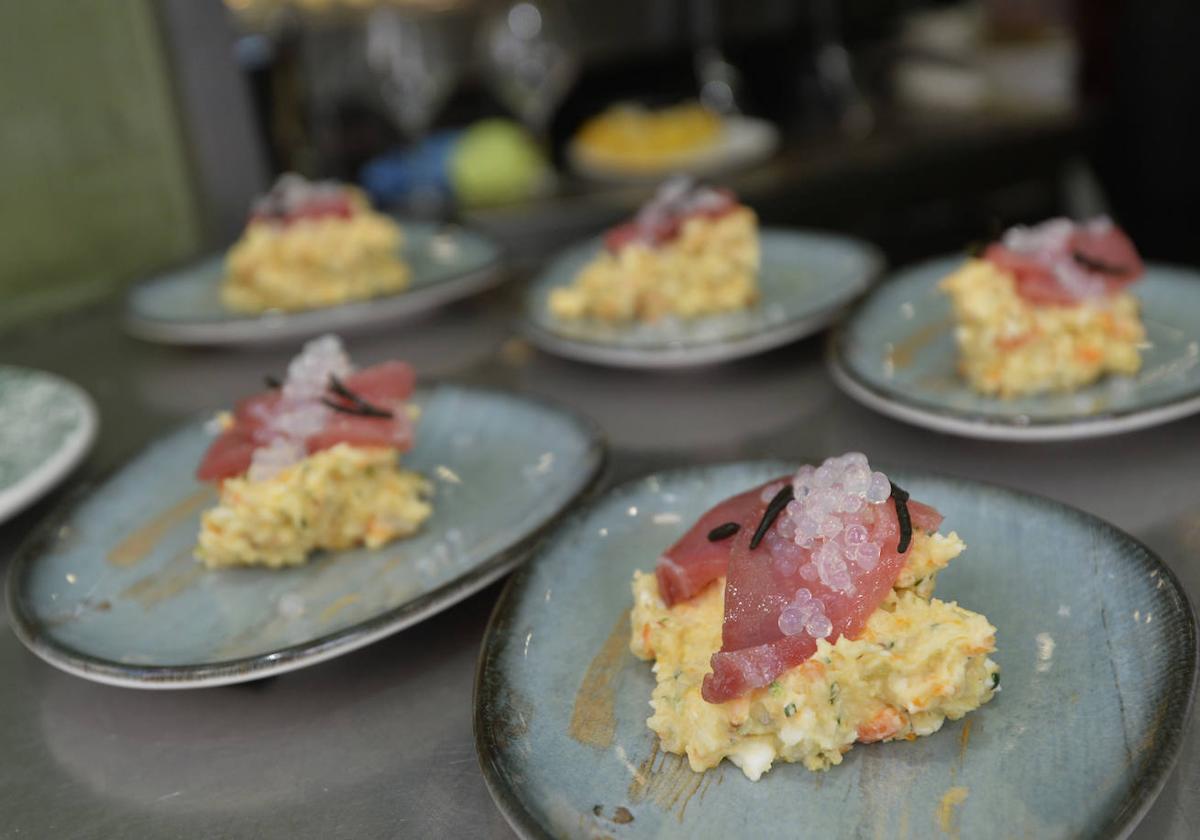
[1,283,1198,839]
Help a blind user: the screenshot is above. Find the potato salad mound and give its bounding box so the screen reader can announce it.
[548,177,759,323]
[631,532,997,779]
[222,174,410,314]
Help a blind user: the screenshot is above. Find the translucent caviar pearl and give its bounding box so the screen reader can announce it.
[796,513,821,541]
[813,464,836,487]
[843,464,871,496]
[819,516,842,539]
[799,562,819,581]
[854,542,881,571]
[843,452,868,468]
[806,612,833,639]
[866,472,891,504]
[843,523,869,546]
[840,493,865,514]
[778,607,807,636]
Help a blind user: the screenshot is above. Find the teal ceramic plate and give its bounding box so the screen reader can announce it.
[475,461,1197,840]
[0,366,97,525]
[6,385,602,688]
[124,223,503,346]
[523,229,882,369]
[829,257,1200,440]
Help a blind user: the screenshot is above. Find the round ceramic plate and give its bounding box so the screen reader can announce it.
[475,460,1198,840]
[567,116,780,184]
[0,366,97,525]
[6,385,602,689]
[124,222,504,346]
[523,229,882,369]
[829,257,1200,440]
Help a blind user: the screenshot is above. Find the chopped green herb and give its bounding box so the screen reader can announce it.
[769,681,783,697]
[990,672,1000,689]
[784,703,796,717]
[657,617,669,626]
[829,682,841,705]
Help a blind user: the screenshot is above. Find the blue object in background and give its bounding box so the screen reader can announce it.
[360,129,462,209]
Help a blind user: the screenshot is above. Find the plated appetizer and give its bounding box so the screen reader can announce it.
[222,174,411,314]
[548,177,759,323]
[195,335,431,569]
[630,453,998,779]
[572,102,724,174]
[940,217,1145,397]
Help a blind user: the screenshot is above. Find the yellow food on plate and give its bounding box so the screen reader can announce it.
[631,511,998,779]
[548,179,759,323]
[574,102,723,172]
[222,174,410,314]
[940,259,1143,398]
[197,444,431,569]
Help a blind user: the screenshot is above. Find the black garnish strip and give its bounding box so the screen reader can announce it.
[707,522,740,542]
[320,397,393,419]
[890,481,912,554]
[750,484,794,550]
[327,374,393,418]
[264,375,282,389]
[1072,250,1129,276]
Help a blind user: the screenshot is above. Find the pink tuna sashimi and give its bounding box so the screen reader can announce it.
[701,496,941,703]
[984,217,1143,306]
[655,479,789,606]
[196,360,416,482]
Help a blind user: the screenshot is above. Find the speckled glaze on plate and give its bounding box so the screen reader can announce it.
[829,257,1200,440]
[0,366,97,525]
[523,229,882,369]
[124,223,503,346]
[475,461,1197,840]
[6,385,602,689]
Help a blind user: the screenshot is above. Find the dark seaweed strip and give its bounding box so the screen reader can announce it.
[749,484,794,550]
[327,374,394,418]
[707,522,740,542]
[890,481,912,553]
[1072,250,1129,276]
[320,397,393,419]
[264,375,282,389]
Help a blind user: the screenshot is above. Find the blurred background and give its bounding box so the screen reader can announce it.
[3,0,1198,333]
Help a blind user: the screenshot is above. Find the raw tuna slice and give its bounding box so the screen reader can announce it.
[656,479,788,606]
[669,455,943,704]
[604,178,738,253]
[197,340,417,482]
[984,217,1143,305]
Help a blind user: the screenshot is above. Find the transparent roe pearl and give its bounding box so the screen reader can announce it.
[866,471,892,504]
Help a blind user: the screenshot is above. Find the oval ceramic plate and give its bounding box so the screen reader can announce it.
[0,366,97,525]
[523,230,882,368]
[829,257,1200,440]
[6,385,602,688]
[568,116,780,184]
[124,222,504,346]
[475,461,1197,840]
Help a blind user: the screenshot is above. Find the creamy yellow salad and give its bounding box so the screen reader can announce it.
[549,207,759,323]
[630,531,998,779]
[940,258,1144,398]
[196,443,432,569]
[222,187,410,314]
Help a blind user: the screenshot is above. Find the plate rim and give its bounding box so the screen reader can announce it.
[122,224,506,347]
[522,228,884,369]
[0,367,99,525]
[827,258,1200,441]
[472,459,1199,840]
[4,384,606,689]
